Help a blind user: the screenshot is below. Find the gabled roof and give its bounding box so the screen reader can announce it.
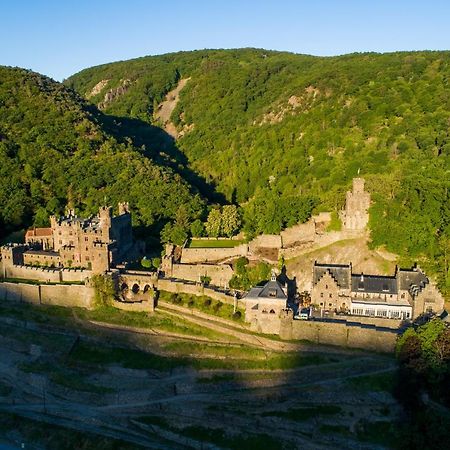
[25,227,53,238]
[313,263,351,289]
[351,274,397,295]
[245,279,287,301]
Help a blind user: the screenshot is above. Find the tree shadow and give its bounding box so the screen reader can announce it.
[95,111,226,204]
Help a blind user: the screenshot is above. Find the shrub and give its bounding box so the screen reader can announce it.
[232,311,242,320]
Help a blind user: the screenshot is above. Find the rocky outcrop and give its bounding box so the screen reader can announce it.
[86,79,109,99]
[98,79,132,109]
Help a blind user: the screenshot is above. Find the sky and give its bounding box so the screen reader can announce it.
[1,0,450,81]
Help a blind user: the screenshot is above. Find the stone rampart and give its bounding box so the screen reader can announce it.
[0,281,94,309]
[170,263,233,287]
[248,234,282,251]
[280,221,316,248]
[1,264,91,283]
[180,244,248,264]
[280,316,398,352]
[40,284,94,308]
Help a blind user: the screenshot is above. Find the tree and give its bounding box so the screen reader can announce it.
[190,219,205,237]
[205,209,222,237]
[221,205,241,237]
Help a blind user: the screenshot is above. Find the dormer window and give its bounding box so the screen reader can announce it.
[269,289,277,297]
[382,284,389,292]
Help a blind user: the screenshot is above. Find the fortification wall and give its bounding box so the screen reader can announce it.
[0,282,41,305]
[0,282,94,309]
[40,284,94,308]
[157,279,235,306]
[280,318,398,352]
[280,221,316,248]
[180,244,248,263]
[3,265,61,282]
[248,234,282,251]
[1,264,91,283]
[61,269,92,282]
[170,263,233,287]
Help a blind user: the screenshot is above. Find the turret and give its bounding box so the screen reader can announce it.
[118,202,130,215]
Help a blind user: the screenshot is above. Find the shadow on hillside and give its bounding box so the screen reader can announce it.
[1,299,399,449]
[96,111,226,204]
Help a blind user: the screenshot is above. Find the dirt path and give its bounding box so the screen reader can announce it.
[154,78,190,138]
[158,302,368,355]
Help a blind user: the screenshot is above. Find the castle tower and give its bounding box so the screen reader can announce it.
[118,202,130,215]
[99,206,112,241]
[342,178,370,231]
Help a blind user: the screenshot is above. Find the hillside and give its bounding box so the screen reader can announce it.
[0,66,205,243]
[66,49,450,294]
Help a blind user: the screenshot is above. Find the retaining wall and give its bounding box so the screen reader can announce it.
[280,221,316,248]
[1,264,91,283]
[280,317,398,352]
[170,263,234,287]
[0,281,94,309]
[180,244,248,264]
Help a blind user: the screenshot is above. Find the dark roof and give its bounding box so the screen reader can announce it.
[245,280,287,301]
[351,274,397,294]
[313,263,351,289]
[398,268,428,295]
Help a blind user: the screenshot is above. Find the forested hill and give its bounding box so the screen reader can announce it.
[0,66,205,242]
[67,49,450,293]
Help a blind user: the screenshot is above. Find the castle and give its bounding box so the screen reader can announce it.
[311,262,444,320]
[9,203,143,274]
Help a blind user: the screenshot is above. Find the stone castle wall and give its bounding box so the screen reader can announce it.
[1,264,91,283]
[248,234,282,251]
[280,221,316,248]
[0,282,94,309]
[171,263,233,286]
[180,244,248,264]
[279,315,398,352]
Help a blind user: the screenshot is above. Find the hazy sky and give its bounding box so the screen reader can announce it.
[2,0,449,81]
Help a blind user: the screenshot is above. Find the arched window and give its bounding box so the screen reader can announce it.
[121,283,128,291]
[131,283,140,294]
[269,309,276,314]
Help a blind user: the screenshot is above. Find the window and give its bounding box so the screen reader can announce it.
[325,284,328,289]
[401,293,405,299]
[262,309,268,314]
[269,309,276,314]
[329,303,332,307]
[320,293,324,298]
[329,293,333,298]
[269,289,277,297]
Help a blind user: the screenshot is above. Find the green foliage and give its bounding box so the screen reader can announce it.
[140,257,152,269]
[396,319,450,406]
[200,275,211,285]
[230,258,272,290]
[190,218,205,237]
[91,274,115,307]
[67,49,450,294]
[221,204,241,237]
[0,66,204,242]
[205,208,222,237]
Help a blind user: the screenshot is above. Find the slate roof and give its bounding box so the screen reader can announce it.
[313,263,351,289]
[245,279,287,301]
[398,268,428,295]
[351,274,397,295]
